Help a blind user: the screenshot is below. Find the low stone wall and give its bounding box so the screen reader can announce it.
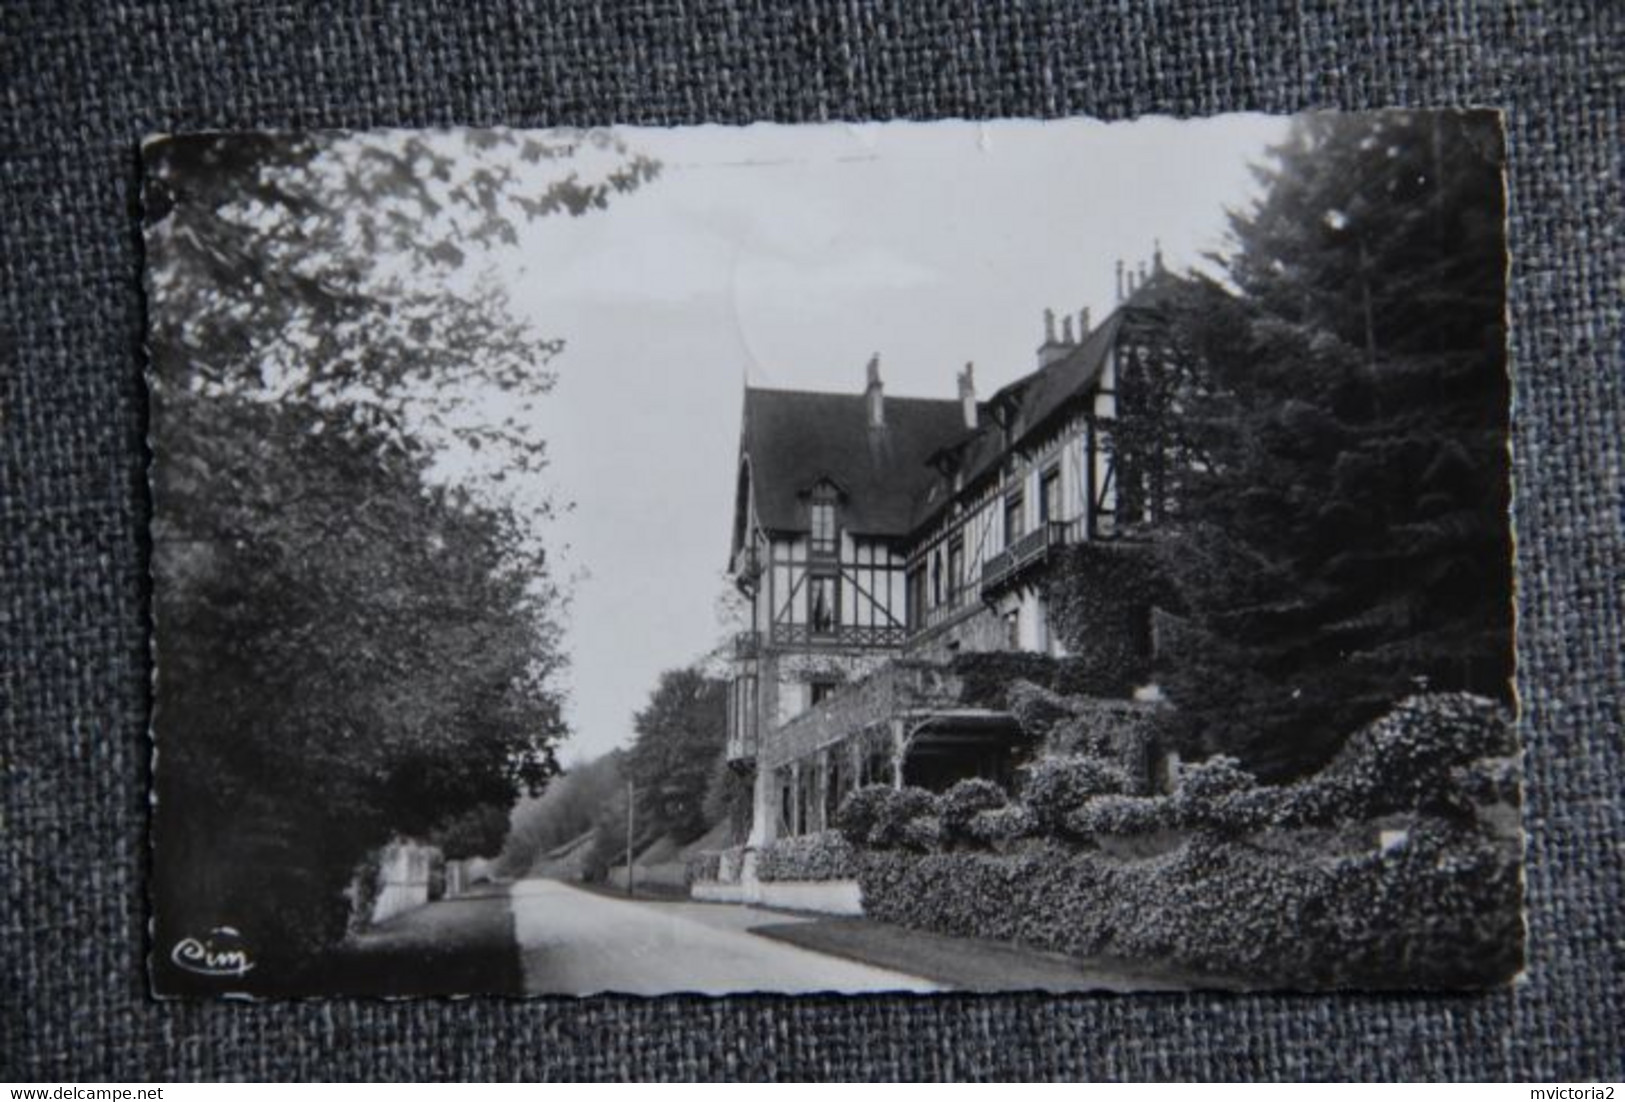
[689,844,864,915]
[690,875,864,915]
[755,878,863,915]
[607,860,689,893]
[691,880,748,904]
[369,840,438,924]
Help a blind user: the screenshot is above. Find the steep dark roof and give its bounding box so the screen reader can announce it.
[740,388,966,538]
[738,270,1190,545]
[909,270,1185,528]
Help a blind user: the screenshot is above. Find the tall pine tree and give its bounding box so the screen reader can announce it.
[1157,111,1513,779]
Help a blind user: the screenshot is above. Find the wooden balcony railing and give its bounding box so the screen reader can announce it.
[980,519,1080,596]
[770,622,908,650]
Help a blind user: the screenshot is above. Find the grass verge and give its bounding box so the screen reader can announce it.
[753,916,1234,993]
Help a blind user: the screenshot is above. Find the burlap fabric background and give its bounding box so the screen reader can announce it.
[3,0,1620,1082]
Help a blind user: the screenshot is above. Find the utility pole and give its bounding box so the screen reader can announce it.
[625,778,635,897]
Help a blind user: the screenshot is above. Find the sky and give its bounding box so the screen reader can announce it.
[498,115,1291,764]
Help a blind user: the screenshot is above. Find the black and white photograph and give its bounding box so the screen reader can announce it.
[143,112,1519,999]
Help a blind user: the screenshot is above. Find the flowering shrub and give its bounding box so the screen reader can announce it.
[1062,793,1175,838]
[966,804,1040,848]
[849,695,1522,987]
[756,831,858,882]
[938,778,1008,845]
[1449,757,1522,810]
[900,815,945,853]
[1177,755,1256,801]
[834,785,937,849]
[1168,756,1278,834]
[1021,755,1130,834]
[833,785,892,848]
[1270,694,1516,826]
[1007,682,1165,793]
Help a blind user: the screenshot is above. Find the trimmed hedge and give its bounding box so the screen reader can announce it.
[1008,682,1165,793]
[1021,755,1130,834]
[853,693,1522,988]
[938,778,1008,844]
[1268,693,1517,825]
[859,820,1522,989]
[967,805,1039,848]
[833,784,938,850]
[756,831,858,882]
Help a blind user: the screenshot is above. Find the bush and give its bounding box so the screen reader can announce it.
[938,779,1008,844]
[900,815,945,853]
[1449,757,1521,810]
[1271,694,1515,826]
[756,831,858,881]
[1021,755,1130,834]
[859,818,1522,989]
[834,785,892,848]
[966,805,1040,848]
[834,784,936,850]
[1007,682,1165,794]
[1063,793,1175,838]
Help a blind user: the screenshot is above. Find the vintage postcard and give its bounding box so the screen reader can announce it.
[143,112,1519,997]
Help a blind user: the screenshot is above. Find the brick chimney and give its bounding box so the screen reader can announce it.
[1079,307,1091,337]
[865,353,884,428]
[957,362,977,429]
[1037,307,1073,368]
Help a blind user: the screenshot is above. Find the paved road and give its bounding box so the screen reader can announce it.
[510,878,938,996]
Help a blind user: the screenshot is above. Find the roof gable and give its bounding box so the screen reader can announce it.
[738,388,965,539]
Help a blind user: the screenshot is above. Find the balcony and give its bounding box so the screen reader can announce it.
[980,519,1079,597]
[770,622,908,650]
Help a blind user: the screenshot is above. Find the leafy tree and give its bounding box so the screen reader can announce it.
[151,393,566,976]
[1154,111,1513,779]
[500,750,629,875]
[703,757,756,844]
[144,130,658,479]
[626,668,730,843]
[144,130,658,986]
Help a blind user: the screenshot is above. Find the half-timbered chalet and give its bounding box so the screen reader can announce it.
[727,257,1183,848]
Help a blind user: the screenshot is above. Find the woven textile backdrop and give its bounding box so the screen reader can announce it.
[3,0,1621,1081]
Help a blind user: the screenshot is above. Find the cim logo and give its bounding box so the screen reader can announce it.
[170,926,256,977]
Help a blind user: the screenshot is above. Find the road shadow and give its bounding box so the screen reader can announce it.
[321,882,524,997]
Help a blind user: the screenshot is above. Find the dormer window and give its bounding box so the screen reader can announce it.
[809,483,839,557]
